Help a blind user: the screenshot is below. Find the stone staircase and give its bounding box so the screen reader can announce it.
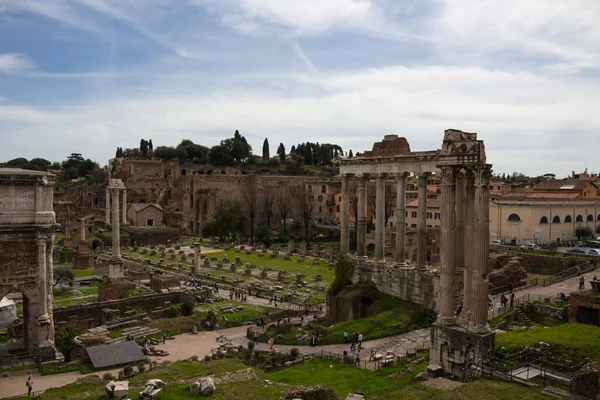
[515,306,533,326]
[106,326,160,344]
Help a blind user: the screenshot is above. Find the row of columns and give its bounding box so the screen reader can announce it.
[437,165,491,333]
[105,187,128,226]
[340,172,430,268]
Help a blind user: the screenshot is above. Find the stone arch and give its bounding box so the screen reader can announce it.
[539,216,548,224]
[576,215,584,222]
[552,215,561,224]
[565,215,572,223]
[507,213,521,222]
[587,215,594,222]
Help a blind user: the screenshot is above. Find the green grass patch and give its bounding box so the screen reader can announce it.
[0,363,37,373]
[258,291,430,345]
[73,268,94,278]
[496,323,600,362]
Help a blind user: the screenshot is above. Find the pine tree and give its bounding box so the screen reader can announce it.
[148,139,153,151]
[277,143,286,163]
[262,138,270,161]
[348,149,353,158]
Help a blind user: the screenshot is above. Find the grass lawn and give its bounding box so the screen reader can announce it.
[496,323,600,362]
[19,357,551,400]
[258,292,429,345]
[73,268,95,278]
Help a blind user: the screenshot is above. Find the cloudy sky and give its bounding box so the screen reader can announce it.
[1,0,599,177]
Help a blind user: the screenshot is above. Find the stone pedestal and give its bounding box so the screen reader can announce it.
[429,323,495,378]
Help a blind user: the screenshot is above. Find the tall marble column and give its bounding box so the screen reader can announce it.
[356,175,368,257]
[455,172,466,270]
[66,205,71,237]
[193,242,201,268]
[374,174,386,262]
[469,165,492,333]
[111,187,121,260]
[437,167,457,325]
[37,234,50,323]
[80,219,86,241]
[122,189,128,224]
[416,173,429,269]
[462,170,475,324]
[340,174,350,255]
[105,187,111,227]
[394,173,408,266]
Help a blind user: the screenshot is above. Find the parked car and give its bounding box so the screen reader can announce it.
[567,248,586,254]
[589,249,600,255]
[519,243,539,250]
[490,239,502,245]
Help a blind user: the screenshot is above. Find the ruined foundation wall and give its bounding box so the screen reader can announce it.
[352,259,443,310]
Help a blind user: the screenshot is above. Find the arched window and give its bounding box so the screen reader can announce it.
[552,215,561,224]
[587,215,594,222]
[576,215,584,222]
[321,185,326,193]
[565,215,572,223]
[336,205,340,212]
[539,216,548,224]
[597,214,600,221]
[507,213,521,222]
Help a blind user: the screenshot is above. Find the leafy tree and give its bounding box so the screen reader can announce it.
[348,149,353,158]
[49,162,62,170]
[54,265,74,287]
[62,153,84,170]
[277,186,293,235]
[261,190,275,228]
[244,183,260,243]
[154,146,177,161]
[115,147,123,158]
[7,158,28,168]
[295,185,315,241]
[54,329,79,362]
[262,138,270,161]
[329,254,354,296]
[202,201,248,240]
[177,140,208,164]
[576,226,593,239]
[277,143,286,163]
[174,147,189,161]
[148,139,153,151]
[256,222,272,247]
[29,158,51,169]
[209,144,235,166]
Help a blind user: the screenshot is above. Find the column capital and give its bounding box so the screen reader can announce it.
[416,172,431,180]
[440,166,458,185]
[356,173,370,180]
[474,164,492,186]
[395,172,409,180]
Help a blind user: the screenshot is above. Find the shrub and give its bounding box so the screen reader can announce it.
[247,341,255,351]
[181,295,195,316]
[189,355,199,362]
[122,365,134,377]
[290,348,299,359]
[409,308,437,327]
[137,363,146,373]
[102,372,113,381]
[164,305,182,318]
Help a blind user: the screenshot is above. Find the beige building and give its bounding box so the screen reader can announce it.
[490,197,600,243]
[127,203,164,226]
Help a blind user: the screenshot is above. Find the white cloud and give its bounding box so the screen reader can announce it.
[0,53,33,73]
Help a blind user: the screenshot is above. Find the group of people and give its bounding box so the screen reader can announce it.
[229,288,247,302]
[499,292,516,309]
[344,330,363,352]
[184,277,204,289]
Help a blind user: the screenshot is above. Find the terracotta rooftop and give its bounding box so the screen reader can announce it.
[494,192,582,200]
[533,179,597,192]
[407,198,442,208]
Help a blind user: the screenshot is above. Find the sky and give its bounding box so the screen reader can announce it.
[1,0,599,177]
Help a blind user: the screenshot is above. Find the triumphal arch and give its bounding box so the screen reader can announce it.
[336,129,494,375]
[0,169,62,361]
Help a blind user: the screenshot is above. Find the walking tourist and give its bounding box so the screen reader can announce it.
[343,330,348,343]
[26,376,33,396]
[269,336,275,349]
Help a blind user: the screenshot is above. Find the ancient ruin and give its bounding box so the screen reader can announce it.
[0,168,62,361]
[336,130,494,376]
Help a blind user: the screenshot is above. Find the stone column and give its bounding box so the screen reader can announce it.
[462,170,475,324]
[37,234,50,323]
[80,219,86,241]
[105,187,111,227]
[455,172,466,270]
[122,189,127,224]
[469,165,492,333]
[193,242,201,269]
[111,187,121,259]
[437,167,457,325]
[416,173,430,269]
[66,205,71,237]
[394,173,408,266]
[374,174,386,262]
[340,174,350,255]
[356,175,368,257]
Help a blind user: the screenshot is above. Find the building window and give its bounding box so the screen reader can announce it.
[539,216,548,224]
[426,212,432,219]
[339,196,342,202]
[411,211,417,218]
[552,215,561,224]
[587,214,594,222]
[576,215,584,222]
[336,205,340,212]
[507,213,521,222]
[411,223,417,228]
[565,215,572,223]
[329,208,333,213]
[434,213,440,220]
[321,185,326,193]
[308,185,312,192]
[319,206,322,213]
